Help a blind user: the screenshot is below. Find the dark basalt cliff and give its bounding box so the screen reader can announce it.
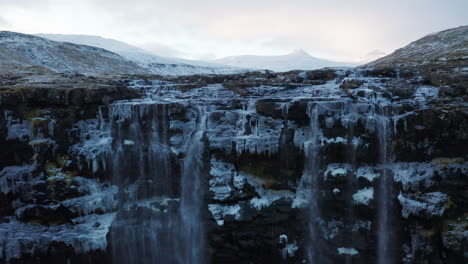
[0,66,467,264]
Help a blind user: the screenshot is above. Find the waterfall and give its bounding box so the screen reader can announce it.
[178,106,207,264]
[344,102,358,264]
[106,101,207,264]
[293,99,397,263]
[295,102,324,263]
[376,107,394,264]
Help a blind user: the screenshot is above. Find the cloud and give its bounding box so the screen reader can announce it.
[138,42,188,58]
[0,0,466,61]
[0,16,9,27]
[0,0,50,9]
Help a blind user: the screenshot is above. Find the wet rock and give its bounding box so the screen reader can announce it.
[305,69,337,81]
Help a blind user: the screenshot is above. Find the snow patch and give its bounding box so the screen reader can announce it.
[398,192,448,218]
[324,164,349,180]
[337,248,358,256]
[353,187,374,205]
[208,204,241,226]
[356,167,380,182]
[278,234,299,259]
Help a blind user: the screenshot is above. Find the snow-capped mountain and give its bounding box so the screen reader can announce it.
[211,49,358,72]
[37,34,243,75]
[366,26,468,68]
[359,49,387,63]
[0,31,147,75]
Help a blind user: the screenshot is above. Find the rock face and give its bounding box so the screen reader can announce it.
[0,64,466,264]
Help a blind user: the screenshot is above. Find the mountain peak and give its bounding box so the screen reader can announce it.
[287,48,309,56]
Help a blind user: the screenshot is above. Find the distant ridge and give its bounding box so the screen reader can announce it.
[37,33,244,76]
[366,26,468,68]
[0,31,146,75]
[211,49,358,72]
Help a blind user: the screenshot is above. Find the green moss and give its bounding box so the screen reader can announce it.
[441,218,468,233]
[28,219,43,225]
[0,86,26,95]
[24,66,52,75]
[45,157,76,187]
[239,164,276,188]
[444,197,455,210]
[31,117,51,128]
[23,108,44,121]
[47,216,68,226]
[56,155,70,168]
[433,157,464,166]
[45,162,59,177]
[420,229,435,238]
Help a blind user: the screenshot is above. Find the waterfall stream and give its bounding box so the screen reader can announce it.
[105,101,207,264]
[376,108,394,264]
[293,99,397,264]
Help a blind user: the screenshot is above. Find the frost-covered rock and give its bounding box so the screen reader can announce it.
[209,159,236,201]
[278,234,299,259]
[356,167,380,182]
[324,164,349,180]
[353,187,374,205]
[4,111,30,141]
[337,247,358,256]
[208,204,241,226]
[398,192,448,218]
[60,177,118,215]
[391,163,438,191]
[0,165,35,195]
[0,213,116,262]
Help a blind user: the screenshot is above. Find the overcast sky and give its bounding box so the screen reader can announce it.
[0,0,466,61]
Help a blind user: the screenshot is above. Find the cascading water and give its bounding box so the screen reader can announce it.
[294,97,398,264]
[295,102,323,263]
[103,99,207,264]
[344,102,359,264]
[178,106,208,264]
[376,106,394,264]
